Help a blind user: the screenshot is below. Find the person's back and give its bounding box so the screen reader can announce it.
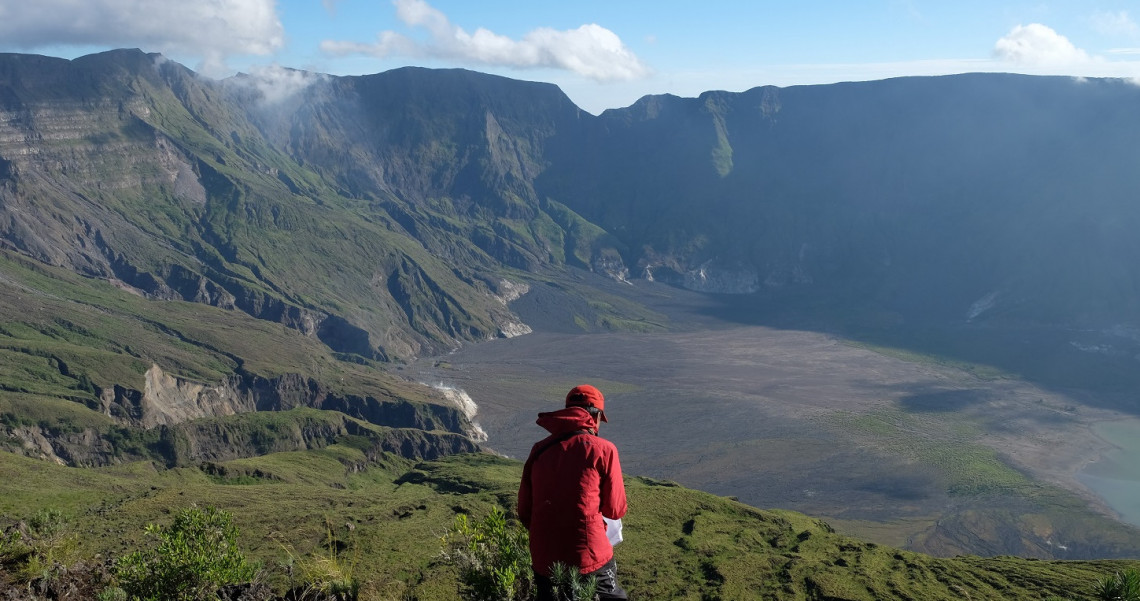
[518,385,628,600]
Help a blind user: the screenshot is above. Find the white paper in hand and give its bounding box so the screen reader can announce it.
[603,517,623,546]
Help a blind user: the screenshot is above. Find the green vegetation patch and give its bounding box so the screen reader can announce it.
[838,406,1028,496]
[828,405,1140,561]
[2,449,1138,600]
[0,249,450,412]
[0,394,115,432]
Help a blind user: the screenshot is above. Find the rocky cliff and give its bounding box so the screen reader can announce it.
[9,52,1139,347]
[1,358,481,468]
[0,51,559,362]
[86,364,470,433]
[540,76,1140,333]
[3,410,478,468]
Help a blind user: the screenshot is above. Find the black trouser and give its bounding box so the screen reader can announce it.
[534,557,629,600]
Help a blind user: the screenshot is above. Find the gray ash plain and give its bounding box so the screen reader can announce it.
[405,277,1136,557]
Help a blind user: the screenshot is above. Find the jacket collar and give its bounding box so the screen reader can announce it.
[536,406,596,435]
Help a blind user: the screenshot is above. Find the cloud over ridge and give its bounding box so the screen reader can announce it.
[993,23,1092,66]
[226,65,330,107]
[321,0,650,81]
[0,0,284,74]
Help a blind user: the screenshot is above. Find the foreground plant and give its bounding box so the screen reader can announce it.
[440,507,532,601]
[0,528,20,559]
[1095,568,1140,601]
[279,518,360,600]
[112,506,258,601]
[0,508,81,583]
[546,562,598,601]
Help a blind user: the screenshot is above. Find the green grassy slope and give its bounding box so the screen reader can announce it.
[0,248,486,470]
[0,248,436,401]
[0,245,662,420]
[1,51,659,366]
[1,449,1134,600]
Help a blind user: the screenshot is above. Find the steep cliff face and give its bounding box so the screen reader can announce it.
[91,364,475,436]
[131,365,255,428]
[8,52,1140,343]
[165,412,479,466]
[1,410,479,468]
[541,75,1140,330]
[642,258,761,294]
[1,358,483,468]
[0,348,486,468]
[2,425,117,466]
[255,67,580,207]
[0,51,548,362]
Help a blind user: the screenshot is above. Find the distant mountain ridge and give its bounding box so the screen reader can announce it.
[5,50,1140,360]
[545,74,1140,326]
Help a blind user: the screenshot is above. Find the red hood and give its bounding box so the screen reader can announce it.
[536,406,596,435]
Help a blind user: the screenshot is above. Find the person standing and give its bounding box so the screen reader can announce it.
[518,384,629,600]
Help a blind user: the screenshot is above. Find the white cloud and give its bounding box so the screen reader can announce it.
[320,0,650,82]
[993,24,1092,66]
[1091,10,1140,37]
[0,0,284,73]
[227,64,329,106]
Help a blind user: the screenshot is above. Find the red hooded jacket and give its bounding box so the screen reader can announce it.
[518,406,627,576]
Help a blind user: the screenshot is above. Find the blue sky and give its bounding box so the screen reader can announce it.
[2,0,1140,113]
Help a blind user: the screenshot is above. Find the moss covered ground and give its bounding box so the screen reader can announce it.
[1,448,1136,600]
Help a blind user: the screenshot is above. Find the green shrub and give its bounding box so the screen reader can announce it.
[2,508,81,583]
[1095,568,1140,601]
[440,507,532,601]
[279,518,359,600]
[546,562,598,601]
[113,506,258,601]
[96,587,129,601]
[0,528,24,561]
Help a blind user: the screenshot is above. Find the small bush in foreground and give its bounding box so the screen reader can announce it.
[440,507,532,601]
[546,562,598,601]
[113,506,258,601]
[1095,568,1140,601]
[0,527,25,563]
[1,508,81,583]
[279,518,359,600]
